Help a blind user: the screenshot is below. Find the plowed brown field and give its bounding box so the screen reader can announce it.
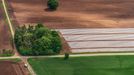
[9,0,134,29]
[0,61,29,75]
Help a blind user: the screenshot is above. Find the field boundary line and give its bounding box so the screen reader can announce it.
[2,0,14,38]
[22,53,134,59]
[0,56,20,59]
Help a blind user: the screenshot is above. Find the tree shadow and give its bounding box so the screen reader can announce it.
[44,8,56,12]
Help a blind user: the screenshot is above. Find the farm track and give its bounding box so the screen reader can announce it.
[1,0,35,75]
[0,1,12,50]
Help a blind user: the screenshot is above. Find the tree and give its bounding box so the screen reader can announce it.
[51,36,62,53]
[32,36,53,55]
[28,25,34,33]
[64,53,69,60]
[34,27,51,38]
[47,0,59,10]
[35,23,44,29]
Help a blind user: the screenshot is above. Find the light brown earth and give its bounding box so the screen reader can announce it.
[9,0,134,29]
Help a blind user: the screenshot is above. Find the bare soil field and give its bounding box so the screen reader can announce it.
[0,61,28,75]
[9,0,134,29]
[0,2,12,50]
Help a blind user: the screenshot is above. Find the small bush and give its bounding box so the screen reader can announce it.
[47,0,59,10]
[64,53,69,60]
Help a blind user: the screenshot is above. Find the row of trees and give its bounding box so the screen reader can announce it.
[0,49,14,56]
[14,24,62,56]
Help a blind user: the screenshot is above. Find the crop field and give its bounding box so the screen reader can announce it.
[0,1,12,50]
[0,61,28,75]
[8,0,134,53]
[29,56,134,75]
[58,28,134,53]
[9,0,134,29]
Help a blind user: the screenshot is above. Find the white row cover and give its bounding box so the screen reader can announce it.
[58,28,134,34]
[58,28,134,53]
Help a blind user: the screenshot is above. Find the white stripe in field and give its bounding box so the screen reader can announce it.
[58,28,134,53]
[58,28,134,34]
[63,34,134,41]
[72,48,134,53]
[68,41,134,48]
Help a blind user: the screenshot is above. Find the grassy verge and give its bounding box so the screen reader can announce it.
[0,58,21,62]
[28,55,134,75]
[0,54,13,57]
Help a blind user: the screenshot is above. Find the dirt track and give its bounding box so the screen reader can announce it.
[0,2,12,49]
[9,0,134,29]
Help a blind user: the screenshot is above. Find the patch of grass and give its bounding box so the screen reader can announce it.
[28,55,134,75]
[0,58,21,62]
[0,53,13,57]
[0,49,14,57]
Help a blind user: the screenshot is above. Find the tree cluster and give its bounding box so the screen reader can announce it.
[14,24,62,56]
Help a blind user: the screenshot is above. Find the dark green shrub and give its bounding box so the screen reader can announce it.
[51,36,62,53]
[64,53,69,60]
[47,0,59,10]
